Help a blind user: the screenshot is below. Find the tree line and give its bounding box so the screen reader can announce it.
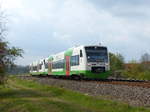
[109,52,150,80]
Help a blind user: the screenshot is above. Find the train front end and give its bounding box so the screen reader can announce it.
[84,46,111,79]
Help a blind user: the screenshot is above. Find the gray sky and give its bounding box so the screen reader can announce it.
[1,0,150,65]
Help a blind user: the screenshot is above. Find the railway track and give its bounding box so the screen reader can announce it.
[19,75,150,88]
[91,80,150,88]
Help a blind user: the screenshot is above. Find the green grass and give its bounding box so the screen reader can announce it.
[0,77,150,112]
[122,70,150,80]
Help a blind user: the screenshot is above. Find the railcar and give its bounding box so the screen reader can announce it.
[29,45,111,79]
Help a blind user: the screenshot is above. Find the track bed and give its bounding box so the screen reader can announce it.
[19,75,150,107]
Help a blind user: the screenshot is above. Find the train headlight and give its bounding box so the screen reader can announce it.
[105,63,109,66]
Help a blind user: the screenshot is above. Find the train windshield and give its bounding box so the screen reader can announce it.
[85,46,108,63]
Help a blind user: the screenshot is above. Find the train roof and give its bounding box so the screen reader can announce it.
[30,44,107,65]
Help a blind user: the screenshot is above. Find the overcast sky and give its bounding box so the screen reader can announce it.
[1,0,150,65]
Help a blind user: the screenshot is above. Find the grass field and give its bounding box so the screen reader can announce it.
[0,77,150,112]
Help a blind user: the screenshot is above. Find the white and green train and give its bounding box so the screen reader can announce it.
[29,45,111,79]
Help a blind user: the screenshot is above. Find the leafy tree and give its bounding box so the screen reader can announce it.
[109,52,124,72]
[0,8,23,85]
[0,38,24,84]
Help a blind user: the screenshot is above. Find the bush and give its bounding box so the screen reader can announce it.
[123,63,150,80]
[109,53,124,70]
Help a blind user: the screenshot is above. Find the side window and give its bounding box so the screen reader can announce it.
[76,55,79,65]
[33,66,37,71]
[52,59,64,69]
[71,55,79,66]
[39,64,42,69]
[52,62,56,69]
[45,62,48,69]
[71,56,75,66]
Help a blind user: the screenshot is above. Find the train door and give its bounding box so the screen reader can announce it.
[48,61,52,75]
[65,56,70,76]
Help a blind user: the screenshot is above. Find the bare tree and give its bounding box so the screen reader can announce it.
[140,53,150,63]
[140,53,150,71]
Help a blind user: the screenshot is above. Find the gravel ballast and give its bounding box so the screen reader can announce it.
[20,76,150,107]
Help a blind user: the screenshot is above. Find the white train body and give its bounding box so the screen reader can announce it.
[29,45,111,79]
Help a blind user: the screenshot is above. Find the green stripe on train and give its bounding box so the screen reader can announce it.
[51,70,111,79]
[70,70,111,79]
[30,70,111,79]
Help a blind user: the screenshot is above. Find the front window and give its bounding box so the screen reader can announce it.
[85,46,108,63]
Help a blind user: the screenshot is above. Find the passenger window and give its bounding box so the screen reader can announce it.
[71,55,79,66]
[52,59,64,69]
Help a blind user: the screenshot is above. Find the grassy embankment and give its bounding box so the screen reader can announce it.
[0,77,150,112]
